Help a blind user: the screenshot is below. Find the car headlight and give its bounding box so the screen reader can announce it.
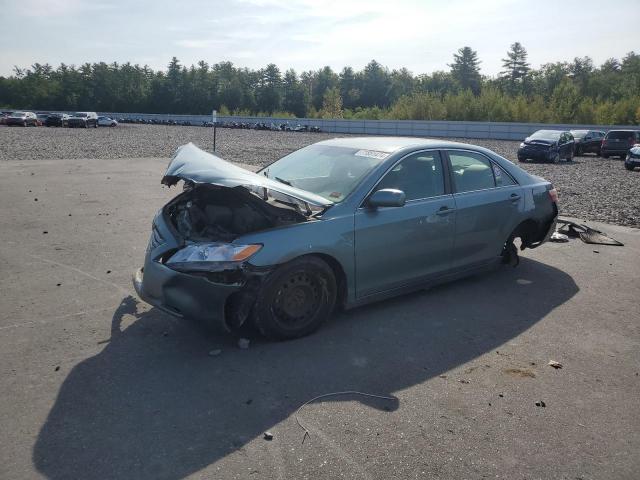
[519,142,525,148]
[165,243,262,271]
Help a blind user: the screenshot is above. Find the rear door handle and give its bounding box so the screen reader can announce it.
[436,206,456,216]
[510,193,521,201]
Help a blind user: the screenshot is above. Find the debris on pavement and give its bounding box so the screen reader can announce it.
[557,219,624,246]
[208,349,222,357]
[504,368,536,378]
[263,431,273,441]
[238,338,250,349]
[535,400,546,407]
[548,360,563,369]
[550,232,569,242]
[295,391,397,444]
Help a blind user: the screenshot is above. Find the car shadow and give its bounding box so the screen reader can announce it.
[33,257,578,479]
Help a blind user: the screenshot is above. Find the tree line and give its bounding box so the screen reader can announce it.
[1,44,639,124]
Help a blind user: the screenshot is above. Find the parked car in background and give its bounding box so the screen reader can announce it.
[44,113,69,127]
[601,130,640,159]
[517,130,574,163]
[67,112,98,128]
[97,116,118,127]
[134,139,558,339]
[0,112,9,125]
[36,113,50,126]
[6,111,38,127]
[625,145,640,171]
[570,129,605,156]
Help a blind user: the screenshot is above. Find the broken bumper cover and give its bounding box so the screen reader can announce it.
[133,261,243,333]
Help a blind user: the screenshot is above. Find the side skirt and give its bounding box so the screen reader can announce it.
[345,258,501,310]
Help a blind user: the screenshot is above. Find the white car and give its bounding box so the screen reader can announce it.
[97,116,118,127]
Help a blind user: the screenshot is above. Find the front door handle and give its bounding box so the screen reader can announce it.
[436,206,456,216]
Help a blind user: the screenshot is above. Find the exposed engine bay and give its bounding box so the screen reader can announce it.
[164,184,309,242]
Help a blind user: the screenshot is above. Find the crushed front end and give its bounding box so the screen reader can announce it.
[133,183,312,333]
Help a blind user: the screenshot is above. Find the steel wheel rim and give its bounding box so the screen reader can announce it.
[271,271,322,330]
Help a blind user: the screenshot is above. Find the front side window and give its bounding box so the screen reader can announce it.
[448,151,496,193]
[375,151,445,201]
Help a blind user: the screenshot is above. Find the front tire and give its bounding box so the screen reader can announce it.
[551,152,560,164]
[625,163,634,171]
[602,153,609,159]
[253,256,336,340]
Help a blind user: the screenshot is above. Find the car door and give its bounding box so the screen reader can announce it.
[354,150,456,297]
[445,150,522,270]
[584,131,595,152]
[558,133,569,157]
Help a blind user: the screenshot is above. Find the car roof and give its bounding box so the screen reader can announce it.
[315,136,477,153]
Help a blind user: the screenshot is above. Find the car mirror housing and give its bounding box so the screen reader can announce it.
[367,189,406,208]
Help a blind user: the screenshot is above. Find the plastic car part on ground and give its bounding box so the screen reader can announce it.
[550,232,569,242]
[556,218,624,246]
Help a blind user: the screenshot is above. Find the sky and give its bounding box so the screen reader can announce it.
[2,0,639,77]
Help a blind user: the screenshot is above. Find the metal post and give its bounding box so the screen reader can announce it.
[212,109,217,152]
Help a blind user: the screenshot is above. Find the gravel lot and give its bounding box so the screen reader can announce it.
[1,124,638,226]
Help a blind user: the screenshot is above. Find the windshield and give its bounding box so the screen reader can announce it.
[11,112,26,116]
[259,144,388,202]
[570,130,588,138]
[529,130,561,141]
[73,112,88,117]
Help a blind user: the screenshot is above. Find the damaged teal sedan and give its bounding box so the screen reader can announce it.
[133,138,558,339]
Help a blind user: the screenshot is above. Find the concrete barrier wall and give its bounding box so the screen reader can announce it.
[100,112,637,142]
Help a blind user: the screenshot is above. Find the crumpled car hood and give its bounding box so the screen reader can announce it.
[162,143,333,208]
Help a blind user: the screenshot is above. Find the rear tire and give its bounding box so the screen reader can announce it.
[253,256,336,340]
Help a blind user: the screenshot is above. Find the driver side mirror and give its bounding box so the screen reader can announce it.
[367,189,406,208]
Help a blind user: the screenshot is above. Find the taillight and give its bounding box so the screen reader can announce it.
[549,188,558,203]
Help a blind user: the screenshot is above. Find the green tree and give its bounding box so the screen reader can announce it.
[256,63,282,114]
[360,60,390,107]
[319,87,343,118]
[282,69,307,117]
[312,66,338,110]
[500,42,530,93]
[449,47,482,95]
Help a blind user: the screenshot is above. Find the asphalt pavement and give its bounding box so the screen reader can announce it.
[1,156,638,479]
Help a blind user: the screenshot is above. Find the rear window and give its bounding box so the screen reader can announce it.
[607,131,638,140]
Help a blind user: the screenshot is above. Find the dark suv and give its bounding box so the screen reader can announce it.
[570,130,605,156]
[601,130,640,158]
[67,112,98,128]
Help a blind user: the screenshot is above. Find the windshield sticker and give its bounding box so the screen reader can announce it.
[354,149,389,160]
